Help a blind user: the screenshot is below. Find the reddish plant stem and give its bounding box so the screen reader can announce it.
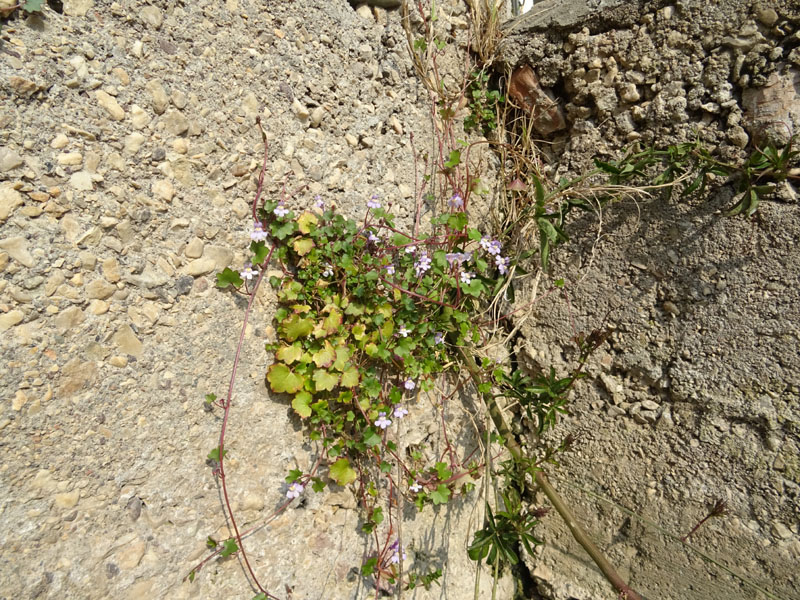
[216,261,277,598]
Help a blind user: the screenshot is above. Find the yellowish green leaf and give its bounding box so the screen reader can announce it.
[333,345,352,371]
[267,363,305,394]
[280,314,314,342]
[292,237,315,256]
[312,341,335,368]
[313,369,339,391]
[340,365,360,388]
[292,391,312,418]
[297,211,319,234]
[276,344,303,364]
[329,458,357,486]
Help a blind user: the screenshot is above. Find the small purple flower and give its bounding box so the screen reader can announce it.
[479,236,502,255]
[314,195,324,209]
[397,325,410,337]
[409,482,422,493]
[240,262,258,281]
[286,482,304,499]
[446,252,471,266]
[274,203,289,218]
[449,192,464,209]
[496,255,510,275]
[460,271,474,285]
[404,245,416,254]
[404,379,415,391]
[388,540,407,564]
[375,412,392,429]
[384,264,395,276]
[414,253,431,277]
[368,231,380,243]
[434,332,444,345]
[367,195,381,209]
[393,405,408,418]
[250,221,268,242]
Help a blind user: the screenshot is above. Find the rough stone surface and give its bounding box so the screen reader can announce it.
[0,1,796,600]
[502,1,800,599]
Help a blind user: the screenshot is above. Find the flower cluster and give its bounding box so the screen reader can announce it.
[388,539,407,565]
[414,253,432,277]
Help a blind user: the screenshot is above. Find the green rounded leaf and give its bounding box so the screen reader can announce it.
[280,314,314,342]
[329,458,357,486]
[313,369,339,392]
[292,391,312,418]
[267,363,305,394]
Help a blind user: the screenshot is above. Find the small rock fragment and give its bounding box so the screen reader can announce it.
[184,237,204,258]
[163,110,189,135]
[310,106,325,127]
[54,306,85,331]
[113,325,143,357]
[146,80,169,115]
[0,147,23,172]
[86,278,116,300]
[57,152,83,166]
[0,237,35,267]
[69,171,94,191]
[152,179,174,201]
[0,310,24,331]
[0,184,24,222]
[50,134,69,149]
[140,6,163,29]
[130,105,150,129]
[184,257,216,276]
[54,490,80,509]
[124,132,146,156]
[95,90,125,121]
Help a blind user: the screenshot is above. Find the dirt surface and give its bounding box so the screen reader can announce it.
[1,1,799,600]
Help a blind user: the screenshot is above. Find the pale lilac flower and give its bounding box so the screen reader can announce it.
[388,539,407,564]
[393,405,408,418]
[314,195,324,209]
[368,231,380,243]
[449,192,464,209]
[397,325,410,337]
[414,253,431,277]
[446,252,472,266]
[404,379,415,391]
[460,271,474,285]
[274,203,289,218]
[496,256,510,275]
[322,266,333,278]
[404,245,416,254]
[375,412,392,429]
[480,236,502,255]
[286,482,304,499]
[434,332,444,345]
[367,195,381,209]
[384,264,395,276]
[240,262,258,281]
[409,482,422,493]
[250,221,268,242]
